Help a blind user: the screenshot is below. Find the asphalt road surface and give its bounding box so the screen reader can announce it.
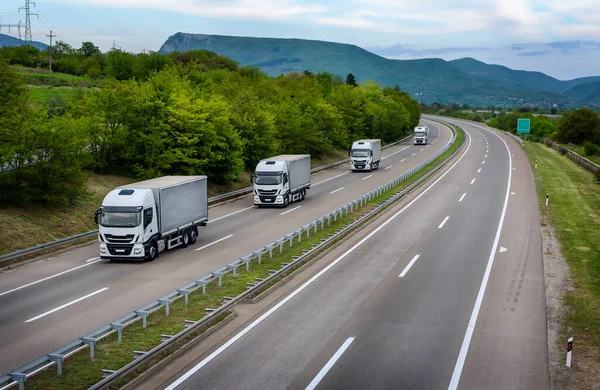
[0,120,451,374]
[156,118,549,390]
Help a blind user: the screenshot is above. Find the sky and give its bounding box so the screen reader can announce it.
[1,0,599,79]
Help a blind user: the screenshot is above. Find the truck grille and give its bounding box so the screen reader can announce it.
[107,244,134,256]
[104,234,135,244]
[257,189,278,195]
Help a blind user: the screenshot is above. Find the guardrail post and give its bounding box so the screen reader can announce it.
[318,217,325,230]
[159,299,170,316]
[178,289,190,305]
[265,243,276,258]
[82,337,97,360]
[276,238,285,253]
[285,234,295,248]
[135,310,150,329]
[311,222,318,234]
[295,229,303,242]
[195,279,208,295]
[48,354,64,376]
[212,271,224,287]
[227,263,239,277]
[111,322,124,343]
[302,225,310,239]
[9,373,26,390]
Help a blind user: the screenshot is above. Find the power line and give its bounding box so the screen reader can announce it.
[18,0,39,42]
[0,20,23,40]
[34,5,72,44]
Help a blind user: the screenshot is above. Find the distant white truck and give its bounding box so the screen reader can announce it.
[95,176,208,261]
[413,125,429,145]
[349,139,381,172]
[252,154,311,208]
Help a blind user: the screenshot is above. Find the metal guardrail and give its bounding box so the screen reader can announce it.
[0,128,457,390]
[504,131,524,146]
[0,135,412,264]
[544,138,600,175]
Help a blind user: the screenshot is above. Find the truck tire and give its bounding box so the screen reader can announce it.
[283,194,289,208]
[300,189,306,201]
[148,242,158,261]
[181,230,190,248]
[190,227,198,245]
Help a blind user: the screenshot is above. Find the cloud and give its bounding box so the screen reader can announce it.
[517,51,548,57]
[48,0,326,21]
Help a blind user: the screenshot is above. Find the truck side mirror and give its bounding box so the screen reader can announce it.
[348,149,351,156]
[94,209,101,224]
[370,150,373,156]
[250,174,254,183]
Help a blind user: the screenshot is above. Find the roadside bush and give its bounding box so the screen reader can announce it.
[583,141,600,157]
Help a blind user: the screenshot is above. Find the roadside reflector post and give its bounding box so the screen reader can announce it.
[535,160,538,169]
[567,337,573,367]
[546,193,549,206]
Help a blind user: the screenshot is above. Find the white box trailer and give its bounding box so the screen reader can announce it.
[252,154,311,207]
[350,139,381,172]
[95,176,208,261]
[413,125,429,145]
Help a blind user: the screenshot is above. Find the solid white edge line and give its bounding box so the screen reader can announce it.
[313,171,350,186]
[0,259,103,297]
[330,187,344,194]
[459,193,466,202]
[305,337,355,390]
[86,257,100,263]
[164,123,472,390]
[195,235,234,251]
[25,287,109,323]
[438,216,450,229]
[399,254,421,278]
[362,175,373,180]
[471,178,476,184]
[207,206,254,224]
[448,123,512,390]
[280,205,302,215]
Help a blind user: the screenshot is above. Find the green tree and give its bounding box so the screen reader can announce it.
[106,48,135,81]
[80,41,100,57]
[557,108,600,145]
[346,73,357,87]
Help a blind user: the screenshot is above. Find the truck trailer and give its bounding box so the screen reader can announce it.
[413,125,429,145]
[252,154,311,208]
[95,176,208,261]
[349,139,382,172]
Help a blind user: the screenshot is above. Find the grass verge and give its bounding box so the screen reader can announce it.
[28,87,82,105]
[523,142,600,387]
[24,126,462,389]
[567,144,600,166]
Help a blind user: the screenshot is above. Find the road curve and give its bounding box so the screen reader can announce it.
[150,119,548,390]
[0,120,451,374]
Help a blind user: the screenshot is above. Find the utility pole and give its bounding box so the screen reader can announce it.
[46,30,56,72]
[19,0,38,42]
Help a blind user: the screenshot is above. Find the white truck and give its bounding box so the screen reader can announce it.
[94,176,208,261]
[413,125,429,145]
[252,154,311,208]
[349,139,382,172]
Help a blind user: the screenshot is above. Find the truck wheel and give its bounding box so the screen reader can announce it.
[283,194,289,208]
[181,230,190,248]
[148,242,157,261]
[300,189,306,201]
[190,227,198,244]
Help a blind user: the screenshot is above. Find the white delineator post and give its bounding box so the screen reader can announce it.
[566,337,573,367]
[546,193,549,206]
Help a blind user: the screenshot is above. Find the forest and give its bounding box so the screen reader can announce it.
[0,43,421,207]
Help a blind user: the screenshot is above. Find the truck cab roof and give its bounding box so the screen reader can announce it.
[102,188,150,208]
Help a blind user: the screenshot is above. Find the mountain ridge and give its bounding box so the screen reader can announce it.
[0,33,48,50]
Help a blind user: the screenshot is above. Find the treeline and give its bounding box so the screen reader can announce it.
[0,49,420,207]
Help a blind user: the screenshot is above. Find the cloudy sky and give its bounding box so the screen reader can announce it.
[1,0,599,79]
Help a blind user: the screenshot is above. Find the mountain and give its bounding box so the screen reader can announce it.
[564,81,600,105]
[158,33,585,107]
[450,57,600,95]
[0,33,47,50]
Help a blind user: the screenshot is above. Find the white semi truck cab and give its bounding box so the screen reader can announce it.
[350,139,382,172]
[95,176,208,261]
[413,125,429,145]
[252,154,311,208]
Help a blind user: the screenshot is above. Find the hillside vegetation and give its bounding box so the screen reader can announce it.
[158,33,598,108]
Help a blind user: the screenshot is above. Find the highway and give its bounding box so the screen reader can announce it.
[147,119,549,390]
[0,120,451,374]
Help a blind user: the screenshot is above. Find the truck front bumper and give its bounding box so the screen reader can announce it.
[100,242,146,260]
[254,195,284,206]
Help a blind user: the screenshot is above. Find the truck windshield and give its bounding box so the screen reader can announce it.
[414,132,426,137]
[255,172,282,185]
[100,211,141,228]
[351,149,370,158]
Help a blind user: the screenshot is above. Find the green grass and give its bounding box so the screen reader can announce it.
[25,125,462,389]
[18,70,87,81]
[568,144,600,165]
[523,142,600,379]
[28,87,81,104]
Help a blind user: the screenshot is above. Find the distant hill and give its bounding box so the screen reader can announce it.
[564,81,600,104]
[450,57,600,94]
[158,33,584,107]
[0,33,47,50]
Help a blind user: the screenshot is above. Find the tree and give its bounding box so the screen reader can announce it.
[557,108,600,145]
[106,48,135,81]
[346,73,357,87]
[80,41,100,58]
[551,108,558,115]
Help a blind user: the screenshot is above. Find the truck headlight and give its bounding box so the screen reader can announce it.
[134,248,142,255]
